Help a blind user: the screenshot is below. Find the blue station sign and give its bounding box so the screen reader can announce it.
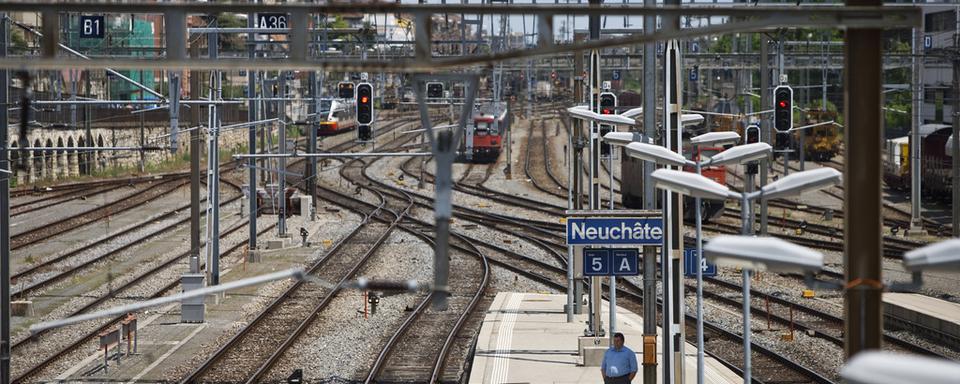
[566,217,664,245]
[583,248,640,276]
[683,249,717,277]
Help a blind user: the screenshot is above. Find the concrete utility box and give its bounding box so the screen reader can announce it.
[11,300,33,317]
[180,274,205,323]
[581,346,607,366]
[299,196,314,220]
[579,334,610,366]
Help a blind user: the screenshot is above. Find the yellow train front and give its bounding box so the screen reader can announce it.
[801,110,841,161]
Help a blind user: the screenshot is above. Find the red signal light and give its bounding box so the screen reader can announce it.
[778,100,788,108]
[602,108,612,114]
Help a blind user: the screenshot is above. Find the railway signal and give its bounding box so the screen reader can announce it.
[357,82,374,141]
[358,124,373,141]
[338,82,355,99]
[745,124,761,175]
[426,82,444,98]
[357,82,374,125]
[598,92,617,156]
[774,85,793,132]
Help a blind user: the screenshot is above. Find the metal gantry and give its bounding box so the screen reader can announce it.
[0,2,934,384]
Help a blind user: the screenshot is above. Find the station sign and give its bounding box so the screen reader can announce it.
[683,249,717,277]
[79,15,105,39]
[583,248,640,276]
[257,13,288,30]
[566,217,663,245]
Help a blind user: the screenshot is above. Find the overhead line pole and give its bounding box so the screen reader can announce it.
[909,11,923,235]
[248,10,258,251]
[189,43,202,276]
[759,34,770,236]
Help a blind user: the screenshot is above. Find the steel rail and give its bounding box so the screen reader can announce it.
[9,176,188,250]
[12,215,269,383]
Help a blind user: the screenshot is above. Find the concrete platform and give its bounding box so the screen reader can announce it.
[884,292,960,344]
[469,292,741,384]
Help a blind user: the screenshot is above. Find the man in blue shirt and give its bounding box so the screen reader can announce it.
[601,332,638,384]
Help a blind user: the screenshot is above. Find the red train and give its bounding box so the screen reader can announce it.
[460,102,509,163]
[682,145,727,221]
[317,99,358,135]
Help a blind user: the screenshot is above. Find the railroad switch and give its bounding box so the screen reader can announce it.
[300,227,309,246]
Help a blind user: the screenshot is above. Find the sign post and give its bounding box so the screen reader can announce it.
[566,210,662,343]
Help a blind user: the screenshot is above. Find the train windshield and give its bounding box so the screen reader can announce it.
[475,120,490,136]
[319,100,333,120]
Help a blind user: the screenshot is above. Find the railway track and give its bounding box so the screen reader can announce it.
[10,187,240,301]
[10,175,190,250]
[182,118,420,383]
[357,115,837,383]
[12,214,272,383]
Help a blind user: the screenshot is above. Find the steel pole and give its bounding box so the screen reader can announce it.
[759,35,770,236]
[0,14,9,384]
[573,32,585,316]
[247,12,258,250]
[189,43,201,274]
[641,1,657,381]
[278,74,287,237]
[308,72,318,221]
[740,193,753,384]
[588,2,603,337]
[695,155,704,384]
[567,122,575,323]
[910,16,923,233]
[844,0,884,358]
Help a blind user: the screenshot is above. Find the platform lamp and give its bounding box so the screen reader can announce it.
[652,167,841,384]
[887,238,960,291]
[618,138,770,384]
[564,105,636,336]
[841,351,960,384]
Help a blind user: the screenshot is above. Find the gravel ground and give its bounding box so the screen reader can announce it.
[10,184,208,270]
[263,230,433,382]
[10,179,183,235]
[688,293,845,382]
[161,208,364,381]
[15,209,272,382]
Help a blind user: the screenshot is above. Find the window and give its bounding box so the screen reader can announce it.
[925,10,957,33]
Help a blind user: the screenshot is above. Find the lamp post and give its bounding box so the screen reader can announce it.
[608,132,771,384]
[565,106,635,337]
[887,238,960,291]
[652,167,841,384]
